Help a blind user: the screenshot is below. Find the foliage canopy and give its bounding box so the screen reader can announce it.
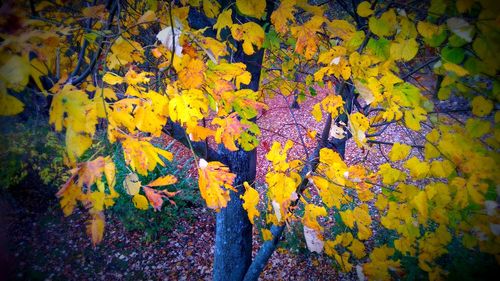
[1,0,499,279]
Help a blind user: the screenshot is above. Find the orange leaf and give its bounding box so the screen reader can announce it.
[198,158,236,211]
[146,175,178,187]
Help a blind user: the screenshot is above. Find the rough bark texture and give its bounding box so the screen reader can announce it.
[213,36,266,281]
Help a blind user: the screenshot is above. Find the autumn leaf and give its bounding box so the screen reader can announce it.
[304,225,324,254]
[132,194,149,210]
[86,212,105,246]
[0,88,24,116]
[143,186,179,211]
[168,88,208,127]
[213,9,232,40]
[262,228,273,241]
[388,143,411,162]
[231,22,265,55]
[290,16,324,59]
[123,173,141,195]
[271,0,296,34]
[302,204,327,232]
[0,55,30,92]
[212,113,248,151]
[241,182,260,224]
[236,0,266,19]
[198,159,237,211]
[471,96,493,117]
[357,1,373,17]
[146,175,178,187]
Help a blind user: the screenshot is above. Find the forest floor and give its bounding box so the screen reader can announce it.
[1,80,447,280]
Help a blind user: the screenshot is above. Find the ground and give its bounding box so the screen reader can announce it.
[1,83,438,280]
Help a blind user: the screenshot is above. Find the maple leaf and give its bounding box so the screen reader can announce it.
[168,88,208,127]
[404,107,427,131]
[236,0,266,19]
[231,22,265,55]
[107,36,145,70]
[177,56,206,89]
[349,112,370,148]
[203,0,220,18]
[388,143,411,162]
[302,204,327,232]
[213,9,232,40]
[197,159,237,211]
[212,112,248,151]
[240,182,260,224]
[271,0,296,34]
[290,16,324,60]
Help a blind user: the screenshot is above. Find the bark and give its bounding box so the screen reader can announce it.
[213,35,266,281]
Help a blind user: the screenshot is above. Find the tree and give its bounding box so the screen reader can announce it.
[1,0,499,280]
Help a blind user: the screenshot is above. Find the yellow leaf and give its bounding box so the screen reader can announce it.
[349,239,366,259]
[86,212,105,246]
[357,1,373,17]
[262,228,273,241]
[107,37,144,70]
[341,209,355,228]
[203,0,220,18]
[405,157,430,179]
[65,129,93,164]
[122,138,173,176]
[443,62,469,77]
[236,0,266,19]
[178,56,206,89]
[241,182,260,224]
[412,191,428,221]
[404,107,427,131]
[471,96,493,117]
[213,9,232,40]
[379,163,404,185]
[137,10,156,25]
[271,0,296,34]
[390,38,418,61]
[349,112,369,148]
[102,72,124,85]
[198,159,237,211]
[311,102,323,122]
[132,194,149,210]
[430,160,454,178]
[290,16,324,59]
[231,22,265,55]
[212,113,247,151]
[302,204,327,232]
[335,252,353,272]
[123,173,141,195]
[0,89,24,116]
[146,175,178,187]
[417,21,441,38]
[168,89,208,127]
[388,143,411,162]
[0,55,30,91]
[368,9,397,37]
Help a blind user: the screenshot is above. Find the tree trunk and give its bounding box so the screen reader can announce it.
[212,42,265,280]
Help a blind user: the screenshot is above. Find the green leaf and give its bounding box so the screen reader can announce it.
[441,46,465,64]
